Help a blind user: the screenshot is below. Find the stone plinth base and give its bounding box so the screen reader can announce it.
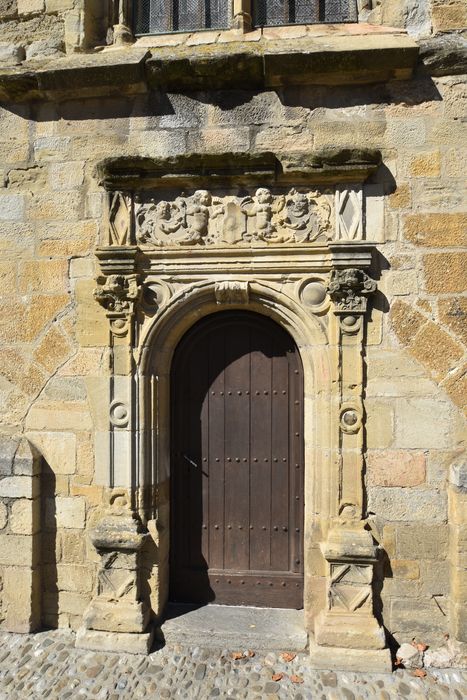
[76,626,154,655]
[314,610,387,650]
[309,638,392,673]
[83,599,151,634]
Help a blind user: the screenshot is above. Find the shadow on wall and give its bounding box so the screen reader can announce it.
[41,460,58,629]
[2,66,443,125]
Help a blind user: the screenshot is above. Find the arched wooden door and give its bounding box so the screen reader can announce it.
[170,311,304,608]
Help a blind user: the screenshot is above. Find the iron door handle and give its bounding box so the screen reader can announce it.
[183,454,198,468]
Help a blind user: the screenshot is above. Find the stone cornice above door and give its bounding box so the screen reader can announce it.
[0,28,418,103]
[96,149,382,190]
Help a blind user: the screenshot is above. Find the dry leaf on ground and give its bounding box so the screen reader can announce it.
[280,652,296,662]
[413,669,427,678]
[247,650,255,657]
[272,673,284,682]
[231,652,243,660]
[290,675,304,684]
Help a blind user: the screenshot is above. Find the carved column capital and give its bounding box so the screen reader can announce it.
[327,268,376,314]
[94,274,141,315]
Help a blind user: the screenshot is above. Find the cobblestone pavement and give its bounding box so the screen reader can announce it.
[1,630,467,700]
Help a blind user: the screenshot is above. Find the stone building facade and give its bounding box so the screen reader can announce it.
[0,0,465,671]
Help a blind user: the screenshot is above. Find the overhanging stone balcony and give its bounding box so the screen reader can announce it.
[0,24,418,103]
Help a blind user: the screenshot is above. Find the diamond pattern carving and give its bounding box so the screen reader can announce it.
[109,192,131,245]
[335,188,363,240]
[329,562,373,613]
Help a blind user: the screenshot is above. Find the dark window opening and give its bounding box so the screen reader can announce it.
[134,0,230,34]
[253,0,358,26]
[133,1,358,35]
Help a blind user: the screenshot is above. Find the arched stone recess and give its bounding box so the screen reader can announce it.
[77,150,391,670]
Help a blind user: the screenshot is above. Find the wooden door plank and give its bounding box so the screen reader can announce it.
[271,342,290,572]
[249,325,272,571]
[208,330,226,571]
[223,323,250,571]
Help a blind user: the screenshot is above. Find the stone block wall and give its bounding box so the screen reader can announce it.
[0,437,41,632]
[0,3,465,650]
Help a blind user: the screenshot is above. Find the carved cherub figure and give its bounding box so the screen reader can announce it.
[241,187,284,242]
[179,190,223,245]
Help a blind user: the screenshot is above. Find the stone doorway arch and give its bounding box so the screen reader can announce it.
[78,151,391,670]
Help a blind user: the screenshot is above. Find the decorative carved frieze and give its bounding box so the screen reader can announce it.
[94,274,141,314]
[135,188,333,247]
[327,268,376,313]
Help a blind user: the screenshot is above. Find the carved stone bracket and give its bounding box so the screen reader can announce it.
[94,274,141,314]
[327,268,376,314]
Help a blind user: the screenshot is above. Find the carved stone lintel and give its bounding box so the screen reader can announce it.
[94,274,141,314]
[327,268,376,313]
[215,281,249,305]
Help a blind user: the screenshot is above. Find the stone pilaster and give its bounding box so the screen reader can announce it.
[310,267,391,672]
[78,240,154,652]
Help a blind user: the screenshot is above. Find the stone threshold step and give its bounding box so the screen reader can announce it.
[160,604,308,652]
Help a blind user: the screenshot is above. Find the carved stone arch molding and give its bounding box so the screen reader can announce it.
[80,150,391,671]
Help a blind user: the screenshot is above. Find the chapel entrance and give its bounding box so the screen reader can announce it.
[170,311,304,608]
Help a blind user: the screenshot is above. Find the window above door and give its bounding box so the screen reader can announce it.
[133,0,358,36]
